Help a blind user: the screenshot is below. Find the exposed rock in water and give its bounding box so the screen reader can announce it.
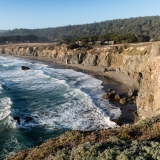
[114,94,121,100]
[13,116,20,124]
[127,89,138,97]
[103,88,137,105]
[107,88,112,92]
[119,98,127,105]
[127,89,134,97]
[13,116,34,124]
[103,90,116,99]
[112,119,122,126]
[21,66,30,70]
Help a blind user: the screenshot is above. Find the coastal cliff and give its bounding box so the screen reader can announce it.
[0,42,158,121]
[137,42,160,119]
[0,43,151,90]
[1,42,160,160]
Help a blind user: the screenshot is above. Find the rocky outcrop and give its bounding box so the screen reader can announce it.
[137,42,160,120]
[0,44,151,89]
[1,42,160,121]
[21,66,30,70]
[103,88,136,105]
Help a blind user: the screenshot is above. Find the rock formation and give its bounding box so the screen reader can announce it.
[0,44,151,89]
[137,42,160,119]
[21,66,30,70]
[1,42,160,121]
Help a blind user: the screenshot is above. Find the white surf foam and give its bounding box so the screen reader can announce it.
[0,83,2,93]
[0,56,121,130]
[0,132,28,159]
[2,64,9,67]
[0,97,12,121]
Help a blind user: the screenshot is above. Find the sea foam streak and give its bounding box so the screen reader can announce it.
[0,97,12,121]
[0,83,11,121]
[0,56,122,159]
[0,56,121,130]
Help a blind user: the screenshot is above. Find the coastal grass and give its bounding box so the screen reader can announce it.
[6,115,160,160]
[122,46,151,55]
[54,137,160,160]
[118,115,160,140]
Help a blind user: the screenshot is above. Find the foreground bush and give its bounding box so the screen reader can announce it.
[6,115,160,160]
[55,137,160,160]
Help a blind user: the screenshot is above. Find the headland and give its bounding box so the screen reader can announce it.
[1,41,160,159]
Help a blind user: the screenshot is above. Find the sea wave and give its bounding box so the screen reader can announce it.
[0,56,121,130]
[0,55,123,159]
[0,97,12,121]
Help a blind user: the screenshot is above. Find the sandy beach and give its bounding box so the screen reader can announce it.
[66,63,137,124]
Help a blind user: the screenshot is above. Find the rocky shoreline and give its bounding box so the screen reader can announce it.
[1,42,160,159]
[0,46,138,125]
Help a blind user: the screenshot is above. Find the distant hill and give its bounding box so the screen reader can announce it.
[0,30,7,33]
[0,34,48,44]
[1,16,160,41]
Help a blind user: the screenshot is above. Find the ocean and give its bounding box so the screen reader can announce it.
[0,56,121,159]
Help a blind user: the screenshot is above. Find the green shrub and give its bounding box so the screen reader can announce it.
[53,137,160,160]
[67,42,79,49]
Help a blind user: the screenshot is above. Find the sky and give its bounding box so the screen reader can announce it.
[0,0,160,30]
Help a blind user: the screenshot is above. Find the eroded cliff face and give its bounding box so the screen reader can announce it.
[1,42,160,120]
[137,42,160,119]
[0,44,151,89]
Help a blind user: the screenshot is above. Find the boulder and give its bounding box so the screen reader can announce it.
[119,98,127,105]
[103,90,116,99]
[127,89,138,97]
[103,68,108,73]
[21,66,30,70]
[103,93,110,99]
[114,94,121,100]
[13,116,34,124]
[13,116,20,124]
[112,119,122,126]
[127,89,134,97]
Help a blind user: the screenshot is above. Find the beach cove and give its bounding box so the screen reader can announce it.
[0,42,160,159]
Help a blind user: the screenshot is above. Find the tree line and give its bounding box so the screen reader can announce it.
[74,33,150,43]
[0,16,160,42]
[0,35,48,44]
[65,33,150,49]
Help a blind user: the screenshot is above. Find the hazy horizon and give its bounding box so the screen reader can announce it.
[0,0,160,30]
[1,15,159,31]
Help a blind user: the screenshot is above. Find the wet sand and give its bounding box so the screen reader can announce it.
[27,56,137,124]
[65,64,137,124]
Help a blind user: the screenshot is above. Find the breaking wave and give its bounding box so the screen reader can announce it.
[0,56,121,159]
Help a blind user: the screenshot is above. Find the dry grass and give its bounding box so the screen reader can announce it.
[6,115,160,160]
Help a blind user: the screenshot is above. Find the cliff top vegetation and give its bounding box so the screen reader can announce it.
[6,115,160,160]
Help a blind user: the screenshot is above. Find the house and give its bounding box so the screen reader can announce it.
[88,41,94,45]
[96,41,102,44]
[76,41,83,46]
[103,41,114,45]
